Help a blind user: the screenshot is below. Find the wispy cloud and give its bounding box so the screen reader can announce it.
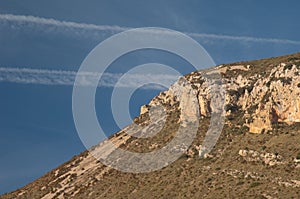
[1,14,300,45]
[187,33,300,45]
[0,67,177,89]
[0,14,127,32]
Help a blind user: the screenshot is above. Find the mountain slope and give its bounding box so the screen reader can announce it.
[2,53,300,199]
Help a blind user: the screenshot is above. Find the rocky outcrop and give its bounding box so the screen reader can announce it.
[140,59,300,134]
[238,149,285,166]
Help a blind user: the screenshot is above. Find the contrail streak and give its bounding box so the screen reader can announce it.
[1,14,300,45]
[0,67,177,89]
[0,14,127,32]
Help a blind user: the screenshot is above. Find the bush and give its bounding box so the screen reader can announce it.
[278,77,292,85]
[284,63,293,70]
[249,182,261,188]
[227,89,241,98]
[238,125,249,134]
[296,152,300,160]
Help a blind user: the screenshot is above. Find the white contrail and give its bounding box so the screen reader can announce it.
[187,32,300,45]
[0,67,177,89]
[0,14,127,32]
[1,14,300,45]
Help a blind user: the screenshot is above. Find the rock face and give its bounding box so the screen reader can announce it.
[243,63,300,133]
[1,53,300,199]
[142,58,300,134]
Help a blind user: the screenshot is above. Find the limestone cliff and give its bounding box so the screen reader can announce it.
[141,53,300,134]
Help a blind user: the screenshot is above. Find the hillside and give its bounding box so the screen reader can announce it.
[1,52,300,199]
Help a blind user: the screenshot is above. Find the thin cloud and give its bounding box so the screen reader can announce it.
[1,14,300,45]
[187,32,300,45]
[0,14,127,32]
[0,67,177,89]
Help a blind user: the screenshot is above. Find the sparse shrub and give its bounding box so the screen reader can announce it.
[248,104,258,115]
[249,182,261,188]
[238,125,249,134]
[237,87,246,95]
[261,92,271,103]
[278,77,292,85]
[236,181,244,186]
[284,63,293,70]
[227,114,235,121]
[248,117,254,123]
[287,57,298,62]
[246,85,254,93]
[225,104,239,112]
[227,89,241,98]
[296,152,300,160]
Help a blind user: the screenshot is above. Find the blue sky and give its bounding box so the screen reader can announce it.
[0,0,300,194]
